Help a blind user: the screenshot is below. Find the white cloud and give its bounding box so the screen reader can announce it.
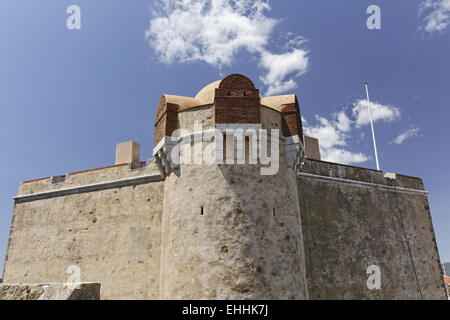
[303,99,402,165]
[301,116,307,126]
[391,127,420,145]
[352,99,401,128]
[419,0,450,33]
[335,111,352,132]
[304,115,347,150]
[146,0,275,66]
[146,0,308,95]
[303,112,369,165]
[322,149,369,165]
[259,49,308,96]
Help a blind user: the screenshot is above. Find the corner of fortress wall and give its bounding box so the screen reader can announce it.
[159,150,308,299]
[3,161,165,300]
[298,159,447,300]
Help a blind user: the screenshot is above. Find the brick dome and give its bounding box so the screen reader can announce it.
[154,73,303,146]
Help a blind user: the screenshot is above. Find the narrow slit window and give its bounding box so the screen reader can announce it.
[273,208,275,216]
[201,207,204,215]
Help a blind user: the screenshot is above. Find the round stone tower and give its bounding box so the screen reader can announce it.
[153,74,308,299]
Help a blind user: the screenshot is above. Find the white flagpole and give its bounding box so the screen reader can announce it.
[365,82,380,171]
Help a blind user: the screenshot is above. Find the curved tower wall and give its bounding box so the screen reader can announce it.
[160,141,307,299]
[157,74,308,299]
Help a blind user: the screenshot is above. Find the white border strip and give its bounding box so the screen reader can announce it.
[14,173,164,203]
[297,172,428,196]
[154,125,292,156]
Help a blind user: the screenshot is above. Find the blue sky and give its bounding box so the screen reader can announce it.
[0,0,449,275]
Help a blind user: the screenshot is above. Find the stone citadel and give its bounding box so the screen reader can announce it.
[0,74,447,299]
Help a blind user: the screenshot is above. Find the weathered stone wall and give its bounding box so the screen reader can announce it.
[298,159,447,299]
[0,283,100,300]
[160,137,308,299]
[178,104,214,132]
[260,106,282,131]
[17,162,161,195]
[2,163,164,300]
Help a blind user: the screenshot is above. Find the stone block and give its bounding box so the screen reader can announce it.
[115,141,140,165]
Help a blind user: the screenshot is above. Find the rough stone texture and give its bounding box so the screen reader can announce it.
[115,141,140,165]
[18,161,160,195]
[178,104,214,132]
[3,164,164,300]
[260,106,282,131]
[0,283,100,300]
[160,140,308,299]
[298,159,447,300]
